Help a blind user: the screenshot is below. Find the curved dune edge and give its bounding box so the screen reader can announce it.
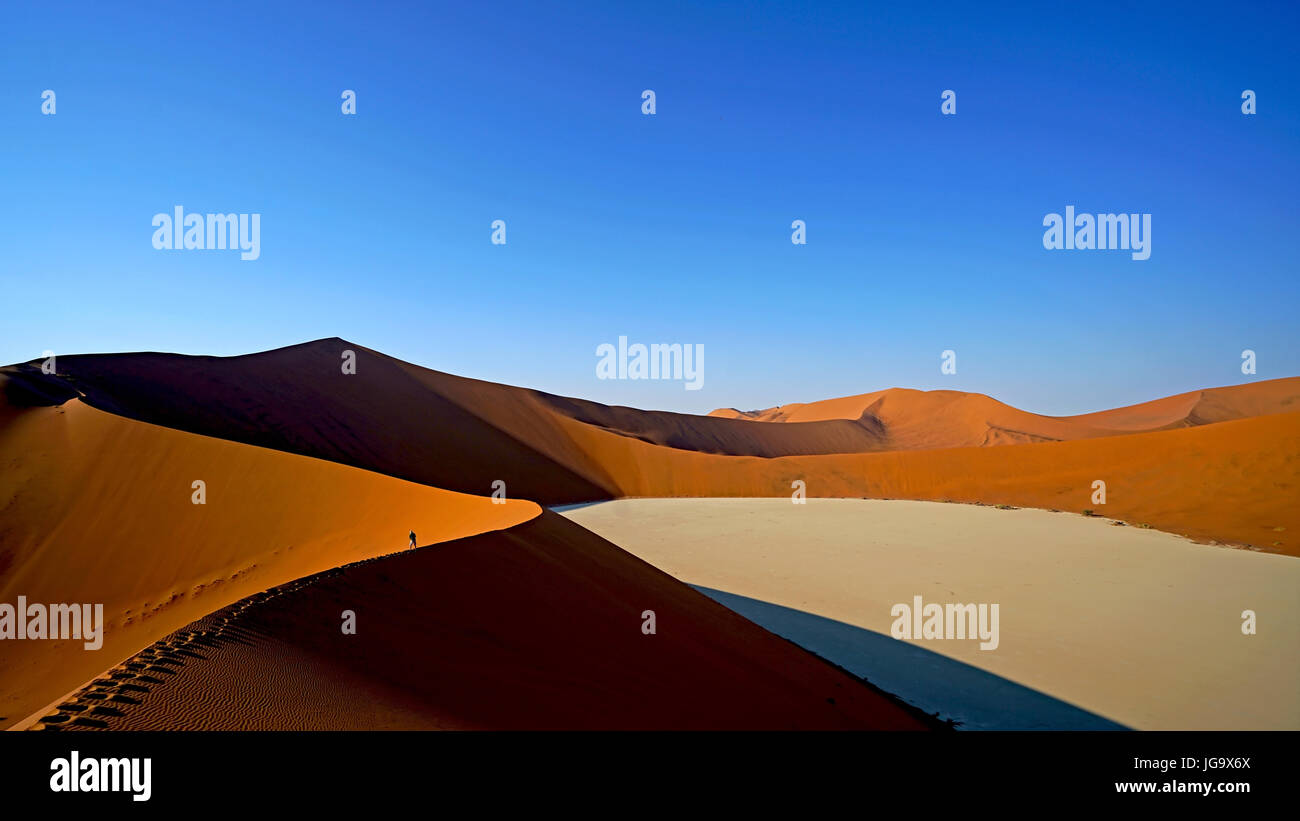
[552,409,1300,554]
[30,512,938,731]
[561,499,1300,730]
[0,399,540,729]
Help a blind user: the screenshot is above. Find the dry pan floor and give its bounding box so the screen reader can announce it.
[560,498,1300,730]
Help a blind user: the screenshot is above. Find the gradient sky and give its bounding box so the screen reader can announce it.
[3,0,1297,415]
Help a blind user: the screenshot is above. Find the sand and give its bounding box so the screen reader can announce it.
[0,398,539,729]
[34,512,935,731]
[561,498,1300,730]
[709,379,1299,434]
[551,409,1300,553]
[6,340,1296,552]
[4,339,1296,731]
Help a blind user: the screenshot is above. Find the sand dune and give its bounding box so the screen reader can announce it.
[709,378,1300,447]
[3,339,1295,732]
[4,340,1296,551]
[2,342,612,505]
[1,342,903,492]
[34,512,935,731]
[1067,378,1300,430]
[0,397,538,729]
[9,342,1295,483]
[553,408,1300,553]
[561,499,1300,730]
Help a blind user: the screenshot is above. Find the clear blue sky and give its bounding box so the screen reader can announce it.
[3,0,1297,415]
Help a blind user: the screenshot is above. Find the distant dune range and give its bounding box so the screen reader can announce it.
[4,338,1296,552]
[708,378,1300,441]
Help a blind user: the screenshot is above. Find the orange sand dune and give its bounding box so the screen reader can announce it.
[7,342,1298,510]
[0,397,538,729]
[1070,378,1300,430]
[5,340,1292,734]
[2,342,619,505]
[1,342,899,490]
[38,512,935,730]
[710,378,1300,448]
[5,341,1295,551]
[554,409,1300,554]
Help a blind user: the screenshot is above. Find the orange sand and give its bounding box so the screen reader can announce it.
[0,398,538,728]
[553,410,1300,553]
[6,343,1295,555]
[709,379,1299,446]
[3,340,1295,730]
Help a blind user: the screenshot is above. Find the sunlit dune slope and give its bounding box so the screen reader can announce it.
[0,397,538,729]
[1069,378,1300,430]
[709,378,1300,447]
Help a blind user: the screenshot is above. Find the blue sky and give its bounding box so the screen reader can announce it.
[2,0,1297,415]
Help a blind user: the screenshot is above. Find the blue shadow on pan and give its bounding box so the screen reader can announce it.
[693,585,1129,731]
[548,502,609,514]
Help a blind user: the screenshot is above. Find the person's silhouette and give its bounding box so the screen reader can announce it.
[408,529,417,549]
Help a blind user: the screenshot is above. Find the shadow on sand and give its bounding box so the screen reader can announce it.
[694,585,1128,731]
[547,501,610,514]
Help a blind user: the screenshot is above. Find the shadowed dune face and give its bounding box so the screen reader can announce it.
[42,512,936,731]
[1,341,612,506]
[0,397,539,729]
[0,341,908,509]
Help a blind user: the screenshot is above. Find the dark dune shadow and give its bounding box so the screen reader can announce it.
[693,585,1129,731]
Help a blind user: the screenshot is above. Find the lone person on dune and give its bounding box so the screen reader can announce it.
[408,529,417,549]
